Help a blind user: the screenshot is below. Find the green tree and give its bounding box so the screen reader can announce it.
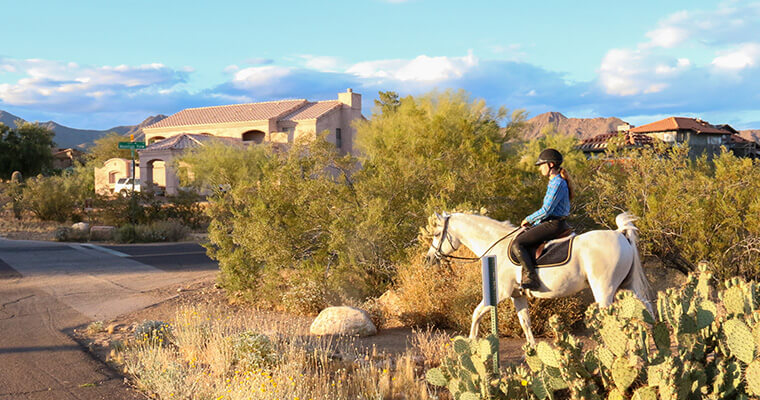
[86,132,133,167]
[351,90,529,274]
[0,121,55,178]
[373,91,401,115]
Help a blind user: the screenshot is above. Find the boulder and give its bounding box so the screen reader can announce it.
[90,225,116,241]
[71,222,90,232]
[310,306,377,337]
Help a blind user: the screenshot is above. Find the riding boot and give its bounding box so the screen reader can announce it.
[516,246,540,290]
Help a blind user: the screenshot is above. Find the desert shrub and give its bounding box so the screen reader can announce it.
[134,320,173,345]
[585,144,760,280]
[230,331,278,372]
[21,164,92,222]
[114,221,189,243]
[280,273,329,315]
[53,227,88,242]
[396,251,587,337]
[114,223,138,243]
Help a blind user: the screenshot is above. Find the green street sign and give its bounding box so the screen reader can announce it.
[118,141,146,149]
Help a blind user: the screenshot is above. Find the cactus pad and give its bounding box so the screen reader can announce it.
[600,316,628,357]
[611,357,639,392]
[632,386,658,400]
[723,286,748,315]
[536,341,560,368]
[426,367,447,387]
[745,360,760,396]
[724,318,756,363]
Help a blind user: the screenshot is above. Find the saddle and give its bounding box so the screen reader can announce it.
[508,228,576,267]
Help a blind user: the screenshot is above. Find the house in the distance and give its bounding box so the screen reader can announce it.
[52,147,85,170]
[578,117,759,159]
[93,89,364,196]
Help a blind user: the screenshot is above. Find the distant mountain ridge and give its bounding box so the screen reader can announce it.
[523,112,628,140]
[0,110,167,149]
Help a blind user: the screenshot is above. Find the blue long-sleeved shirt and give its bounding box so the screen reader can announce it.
[525,174,570,225]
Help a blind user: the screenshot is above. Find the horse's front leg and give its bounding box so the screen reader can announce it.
[469,301,489,338]
[512,296,535,346]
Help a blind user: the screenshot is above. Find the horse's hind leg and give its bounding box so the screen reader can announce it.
[469,301,489,338]
[512,296,535,346]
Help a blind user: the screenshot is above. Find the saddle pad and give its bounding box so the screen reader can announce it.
[508,234,576,268]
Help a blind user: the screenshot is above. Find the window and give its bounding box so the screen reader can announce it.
[109,172,118,184]
[117,178,127,184]
[335,128,342,148]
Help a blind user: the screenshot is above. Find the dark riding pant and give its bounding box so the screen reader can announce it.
[512,218,571,256]
[512,217,571,289]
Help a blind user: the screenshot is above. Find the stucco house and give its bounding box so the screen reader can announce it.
[94,89,364,196]
[94,157,139,195]
[577,117,757,160]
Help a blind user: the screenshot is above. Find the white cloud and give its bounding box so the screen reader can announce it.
[712,43,760,70]
[598,1,760,102]
[346,52,478,82]
[231,65,293,88]
[300,55,341,72]
[645,26,690,48]
[0,57,189,112]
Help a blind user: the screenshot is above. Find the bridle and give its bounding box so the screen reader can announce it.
[432,215,523,263]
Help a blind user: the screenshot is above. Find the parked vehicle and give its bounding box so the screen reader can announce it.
[114,178,141,196]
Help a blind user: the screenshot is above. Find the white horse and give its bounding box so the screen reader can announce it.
[425,212,653,345]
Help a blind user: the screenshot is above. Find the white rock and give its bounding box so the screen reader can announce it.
[310,306,377,337]
[71,222,90,232]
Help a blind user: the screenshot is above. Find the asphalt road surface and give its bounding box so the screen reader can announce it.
[0,239,217,399]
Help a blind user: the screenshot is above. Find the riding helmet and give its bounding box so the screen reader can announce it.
[535,148,563,166]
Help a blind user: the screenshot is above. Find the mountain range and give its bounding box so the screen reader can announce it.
[0,109,756,149]
[0,110,167,149]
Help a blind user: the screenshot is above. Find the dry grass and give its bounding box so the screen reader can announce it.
[0,212,63,240]
[117,304,446,400]
[395,252,588,337]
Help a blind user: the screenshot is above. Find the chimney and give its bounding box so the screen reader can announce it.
[617,123,632,132]
[338,89,361,111]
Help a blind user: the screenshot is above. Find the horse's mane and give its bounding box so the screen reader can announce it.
[452,213,517,232]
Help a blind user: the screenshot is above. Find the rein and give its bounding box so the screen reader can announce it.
[435,215,523,263]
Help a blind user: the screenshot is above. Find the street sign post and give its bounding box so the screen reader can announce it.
[118,141,146,149]
[118,140,145,219]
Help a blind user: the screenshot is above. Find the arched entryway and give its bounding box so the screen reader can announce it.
[242,130,266,143]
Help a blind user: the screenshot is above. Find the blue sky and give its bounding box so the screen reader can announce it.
[1,0,759,130]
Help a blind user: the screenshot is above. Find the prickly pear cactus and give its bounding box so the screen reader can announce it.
[425,334,501,399]
[425,263,760,399]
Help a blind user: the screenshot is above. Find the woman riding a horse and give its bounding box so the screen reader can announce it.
[513,148,574,290]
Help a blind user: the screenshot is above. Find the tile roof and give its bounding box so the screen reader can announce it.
[283,101,342,120]
[140,134,241,152]
[146,100,308,129]
[577,131,657,152]
[630,117,732,135]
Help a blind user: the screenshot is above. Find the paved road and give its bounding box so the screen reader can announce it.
[0,239,217,399]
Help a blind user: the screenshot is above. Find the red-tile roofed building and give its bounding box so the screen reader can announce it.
[629,117,735,158]
[142,89,362,155]
[577,130,658,157]
[124,90,364,195]
[577,117,757,160]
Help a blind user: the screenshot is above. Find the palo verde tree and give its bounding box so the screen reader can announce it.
[349,90,530,276]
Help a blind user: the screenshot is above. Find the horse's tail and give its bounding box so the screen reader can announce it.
[615,212,655,314]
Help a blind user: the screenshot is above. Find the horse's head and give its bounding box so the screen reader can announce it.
[425,212,462,265]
